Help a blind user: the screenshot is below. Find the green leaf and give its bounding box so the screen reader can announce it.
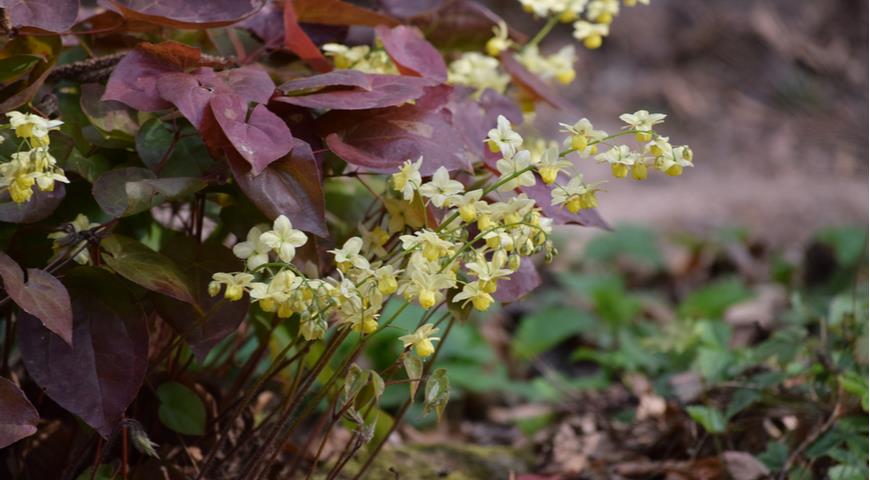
[816,226,867,267]
[136,118,215,177]
[75,464,115,480]
[92,167,206,218]
[584,225,664,269]
[757,441,789,470]
[0,54,42,84]
[839,373,869,411]
[679,277,753,318]
[101,234,197,305]
[828,464,867,480]
[79,83,139,139]
[423,368,449,421]
[686,405,727,433]
[512,307,596,359]
[726,388,761,419]
[403,354,423,399]
[156,382,206,436]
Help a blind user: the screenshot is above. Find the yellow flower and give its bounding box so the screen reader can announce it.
[5,111,63,146]
[399,324,441,357]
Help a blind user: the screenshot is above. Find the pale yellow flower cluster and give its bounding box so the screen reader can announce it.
[517,0,651,49]
[321,43,398,74]
[559,110,693,180]
[1,112,69,204]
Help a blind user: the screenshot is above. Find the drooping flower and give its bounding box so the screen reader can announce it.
[398,324,441,357]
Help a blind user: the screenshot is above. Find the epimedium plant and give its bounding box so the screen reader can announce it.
[0,0,693,478]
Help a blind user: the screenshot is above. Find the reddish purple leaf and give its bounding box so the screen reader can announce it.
[216,66,276,104]
[241,2,285,47]
[228,139,328,237]
[155,67,275,129]
[0,252,72,345]
[280,69,373,93]
[0,184,65,224]
[0,376,39,449]
[499,51,563,109]
[320,86,474,175]
[283,0,332,73]
[493,257,541,303]
[376,25,447,83]
[521,178,610,229]
[276,74,429,110]
[4,0,79,32]
[18,267,148,438]
[153,238,249,361]
[102,49,177,111]
[294,0,398,27]
[156,72,214,128]
[109,0,267,29]
[211,95,294,174]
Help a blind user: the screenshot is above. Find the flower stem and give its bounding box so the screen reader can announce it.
[525,16,560,50]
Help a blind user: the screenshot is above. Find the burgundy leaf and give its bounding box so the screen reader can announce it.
[279,69,373,94]
[376,25,447,83]
[0,377,39,449]
[211,95,294,174]
[155,67,275,130]
[228,139,328,237]
[321,86,474,175]
[294,0,398,27]
[93,167,206,218]
[101,235,198,306]
[521,178,610,229]
[499,51,563,108]
[153,238,249,361]
[18,267,148,438]
[0,252,73,345]
[283,0,332,73]
[156,72,214,128]
[109,0,267,29]
[276,74,428,110]
[216,66,276,104]
[0,184,65,224]
[102,49,177,111]
[492,257,541,303]
[240,2,285,47]
[4,0,79,32]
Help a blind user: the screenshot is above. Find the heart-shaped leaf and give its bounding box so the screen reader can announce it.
[109,0,267,29]
[0,184,65,224]
[423,368,449,421]
[156,382,206,436]
[321,86,474,175]
[101,234,198,306]
[211,95,294,174]
[276,74,429,110]
[0,251,72,345]
[0,376,39,448]
[18,267,149,438]
[4,0,79,32]
[80,83,139,139]
[376,25,447,83]
[93,167,206,218]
